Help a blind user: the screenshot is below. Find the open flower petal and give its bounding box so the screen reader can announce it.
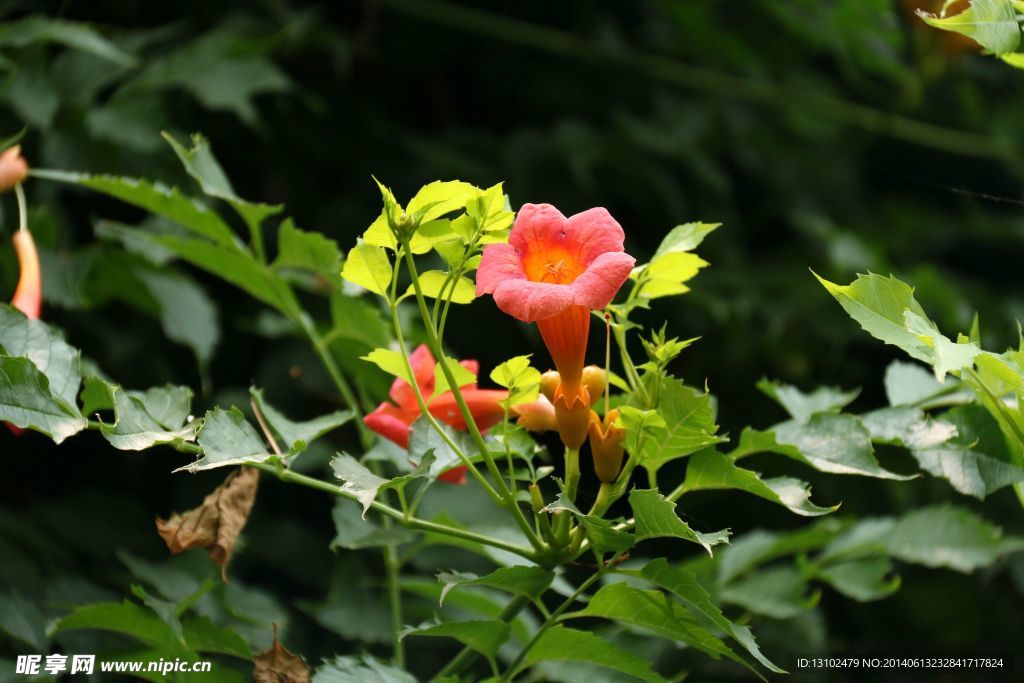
[565,207,625,264]
[476,243,525,296]
[509,203,569,255]
[493,280,575,322]
[570,251,636,310]
[364,402,416,448]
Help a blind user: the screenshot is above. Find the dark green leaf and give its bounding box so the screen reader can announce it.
[513,626,668,683]
[629,489,730,555]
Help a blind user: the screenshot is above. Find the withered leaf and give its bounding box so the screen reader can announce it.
[156,466,259,580]
[253,630,310,683]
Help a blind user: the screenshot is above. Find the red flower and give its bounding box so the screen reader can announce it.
[477,204,634,448]
[0,145,28,194]
[363,344,508,484]
[11,228,41,320]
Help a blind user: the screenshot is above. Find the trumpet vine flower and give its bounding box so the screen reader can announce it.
[478,206,633,447]
[364,344,508,484]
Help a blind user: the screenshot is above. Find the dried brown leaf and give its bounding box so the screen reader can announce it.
[156,467,259,580]
[253,630,310,683]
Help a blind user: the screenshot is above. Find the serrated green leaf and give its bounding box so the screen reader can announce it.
[682,449,837,516]
[313,655,416,683]
[406,180,477,223]
[653,222,721,258]
[136,269,219,366]
[816,557,900,602]
[99,385,196,450]
[0,356,87,443]
[402,619,510,662]
[629,489,730,555]
[513,626,668,683]
[250,387,353,453]
[756,379,860,423]
[904,310,981,380]
[331,452,435,516]
[272,218,344,286]
[489,355,540,407]
[33,170,239,247]
[542,492,635,555]
[432,359,476,395]
[179,407,272,472]
[884,360,952,406]
[716,523,841,584]
[361,348,413,385]
[815,271,933,364]
[409,270,476,304]
[638,379,725,477]
[821,504,1024,572]
[746,414,916,480]
[917,0,1020,54]
[564,583,739,664]
[628,559,784,674]
[721,566,818,619]
[0,16,136,66]
[332,499,417,550]
[342,239,393,296]
[437,566,554,606]
[0,305,83,409]
[53,601,182,653]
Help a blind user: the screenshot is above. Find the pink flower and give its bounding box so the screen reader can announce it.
[364,344,508,484]
[477,204,634,448]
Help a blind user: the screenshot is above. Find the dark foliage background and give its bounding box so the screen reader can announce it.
[2,1,1024,681]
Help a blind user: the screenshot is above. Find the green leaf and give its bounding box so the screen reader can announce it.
[0,305,83,408]
[313,655,417,683]
[904,311,981,381]
[910,405,1024,499]
[410,270,476,304]
[884,360,951,406]
[490,355,541,406]
[136,269,219,366]
[406,180,477,223]
[408,419,476,477]
[342,239,393,296]
[512,626,669,683]
[821,504,1024,572]
[814,272,933,364]
[564,583,738,663]
[720,566,818,619]
[0,16,136,66]
[437,566,554,606]
[250,387,353,453]
[0,592,48,650]
[861,406,957,450]
[628,559,785,674]
[755,414,916,480]
[180,407,272,472]
[0,356,87,443]
[432,358,477,395]
[53,601,182,653]
[638,379,725,477]
[653,222,722,258]
[99,384,196,450]
[329,292,391,349]
[816,558,900,602]
[332,499,417,550]
[272,219,344,286]
[132,30,291,126]
[716,523,840,583]
[33,170,239,247]
[756,379,859,423]
[151,235,300,316]
[542,493,635,555]
[635,251,709,299]
[916,0,1020,54]
[629,489,730,555]
[467,182,513,232]
[681,449,838,517]
[361,348,414,385]
[330,452,435,516]
[402,620,510,662]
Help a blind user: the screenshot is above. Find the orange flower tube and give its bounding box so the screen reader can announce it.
[477,204,634,448]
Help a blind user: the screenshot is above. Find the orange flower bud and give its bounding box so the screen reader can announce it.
[539,370,560,402]
[513,395,557,432]
[0,146,28,193]
[581,365,607,407]
[553,385,592,451]
[588,408,625,483]
[11,229,41,320]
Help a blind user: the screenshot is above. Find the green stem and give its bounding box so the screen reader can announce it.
[431,594,531,681]
[399,242,546,553]
[564,448,580,501]
[383,540,405,667]
[500,566,609,681]
[248,462,538,560]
